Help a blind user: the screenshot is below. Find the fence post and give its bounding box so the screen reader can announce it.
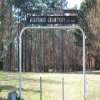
[40,77,43,100]
[62,78,64,100]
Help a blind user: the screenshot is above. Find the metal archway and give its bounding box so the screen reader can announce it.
[18,25,86,100]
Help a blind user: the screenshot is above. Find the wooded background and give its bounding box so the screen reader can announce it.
[0,0,99,72]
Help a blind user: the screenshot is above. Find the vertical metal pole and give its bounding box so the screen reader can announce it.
[83,33,86,100]
[62,78,64,100]
[40,77,43,100]
[19,32,22,99]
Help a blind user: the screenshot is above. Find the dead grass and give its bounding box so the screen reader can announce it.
[0,71,100,100]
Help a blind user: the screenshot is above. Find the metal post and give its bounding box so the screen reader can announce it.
[40,77,43,100]
[19,30,22,99]
[62,78,64,100]
[83,33,86,100]
[19,25,86,100]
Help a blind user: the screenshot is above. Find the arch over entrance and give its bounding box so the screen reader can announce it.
[18,25,86,100]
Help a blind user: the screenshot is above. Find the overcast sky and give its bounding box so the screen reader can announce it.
[67,0,84,9]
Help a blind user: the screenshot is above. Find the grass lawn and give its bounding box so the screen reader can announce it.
[0,71,100,100]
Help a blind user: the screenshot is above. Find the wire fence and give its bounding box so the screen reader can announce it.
[0,72,100,100]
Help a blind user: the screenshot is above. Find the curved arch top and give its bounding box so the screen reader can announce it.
[19,25,86,38]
